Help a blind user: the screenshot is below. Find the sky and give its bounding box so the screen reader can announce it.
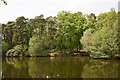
[0,0,119,24]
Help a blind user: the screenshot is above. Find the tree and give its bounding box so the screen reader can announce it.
[2,21,15,49]
[55,11,91,52]
[2,9,119,58]
[28,35,49,57]
[45,16,57,50]
[2,41,9,55]
[81,11,120,58]
[80,28,92,53]
[15,16,28,45]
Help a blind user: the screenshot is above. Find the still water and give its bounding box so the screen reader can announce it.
[2,57,120,78]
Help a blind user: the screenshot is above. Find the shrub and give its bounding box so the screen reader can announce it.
[6,45,23,57]
[81,23,120,58]
[28,35,49,57]
[80,28,92,53]
[81,11,120,59]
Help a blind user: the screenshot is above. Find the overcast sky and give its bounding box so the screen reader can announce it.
[0,0,119,24]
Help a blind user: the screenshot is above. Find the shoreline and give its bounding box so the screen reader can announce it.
[2,53,120,60]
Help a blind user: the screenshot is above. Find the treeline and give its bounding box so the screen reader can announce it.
[2,8,120,58]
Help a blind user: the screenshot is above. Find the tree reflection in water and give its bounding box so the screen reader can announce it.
[2,58,30,78]
[28,57,88,78]
[82,59,119,78]
[2,57,120,78]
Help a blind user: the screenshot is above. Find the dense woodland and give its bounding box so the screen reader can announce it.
[1,9,120,59]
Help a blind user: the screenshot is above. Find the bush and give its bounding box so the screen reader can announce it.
[80,28,92,53]
[28,35,49,57]
[6,45,23,57]
[81,23,120,58]
[81,11,120,59]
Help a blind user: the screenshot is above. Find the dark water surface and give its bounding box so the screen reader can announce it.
[2,57,120,78]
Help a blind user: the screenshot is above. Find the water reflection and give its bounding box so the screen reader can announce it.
[3,57,30,78]
[82,59,119,78]
[2,57,120,78]
[28,57,89,78]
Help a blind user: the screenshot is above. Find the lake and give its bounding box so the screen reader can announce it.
[2,57,120,78]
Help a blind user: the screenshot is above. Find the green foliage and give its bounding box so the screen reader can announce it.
[2,41,9,55]
[2,9,119,58]
[2,22,14,48]
[28,35,49,56]
[95,9,117,30]
[90,27,119,58]
[81,11,120,58]
[6,45,23,57]
[80,28,92,53]
[55,11,91,52]
[2,16,32,56]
